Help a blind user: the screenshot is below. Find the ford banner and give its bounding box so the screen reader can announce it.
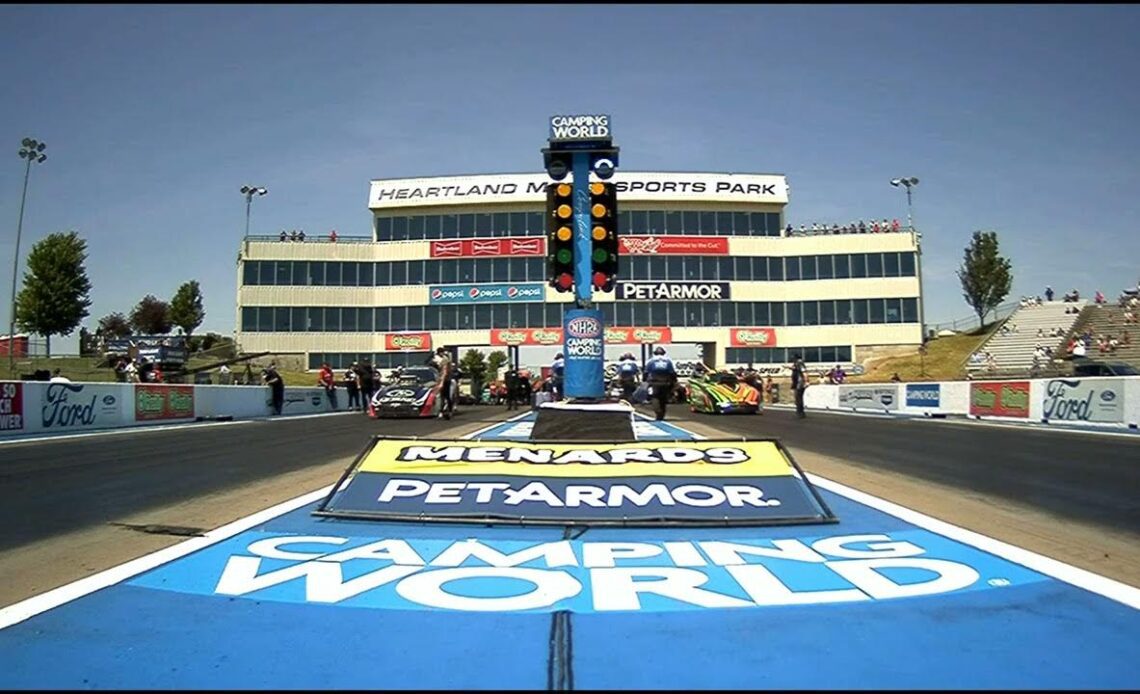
[1041,379,1123,423]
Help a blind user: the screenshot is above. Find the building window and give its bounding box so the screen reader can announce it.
[408,216,424,240]
[492,212,509,237]
[648,211,665,234]
[326,262,342,286]
[630,211,648,234]
[391,217,408,242]
[665,211,682,234]
[390,261,407,286]
[475,213,492,236]
[801,256,817,281]
[850,254,867,279]
[733,212,749,237]
[682,211,698,234]
[903,298,919,323]
[833,254,850,279]
[425,215,441,239]
[884,252,900,278]
[441,215,459,239]
[785,257,801,281]
[376,217,392,242]
[869,298,886,323]
[867,253,884,278]
[458,214,475,236]
[901,252,916,277]
[699,212,715,236]
[817,255,834,280]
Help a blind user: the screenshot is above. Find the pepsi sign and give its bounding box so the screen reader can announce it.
[427,283,545,305]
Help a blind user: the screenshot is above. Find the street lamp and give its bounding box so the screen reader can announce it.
[240,185,268,237]
[8,138,48,372]
[890,176,926,346]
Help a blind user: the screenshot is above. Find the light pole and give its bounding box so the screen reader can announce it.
[9,138,47,372]
[891,177,926,345]
[240,185,268,237]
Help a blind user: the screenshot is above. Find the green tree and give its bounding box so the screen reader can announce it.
[13,231,93,356]
[129,294,173,335]
[97,312,132,339]
[957,230,1014,327]
[460,349,488,396]
[169,280,206,338]
[487,350,508,380]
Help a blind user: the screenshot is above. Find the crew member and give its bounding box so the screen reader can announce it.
[644,347,677,421]
[317,362,338,410]
[504,366,522,411]
[262,363,285,416]
[550,352,565,401]
[435,347,455,419]
[616,352,640,401]
[791,353,807,418]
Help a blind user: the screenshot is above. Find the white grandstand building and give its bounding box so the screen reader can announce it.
[235,171,923,373]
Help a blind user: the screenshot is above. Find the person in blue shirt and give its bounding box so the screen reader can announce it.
[550,352,565,401]
[644,346,677,421]
[615,352,641,401]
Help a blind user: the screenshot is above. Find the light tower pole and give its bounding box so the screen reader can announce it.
[240,185,268,237]
[8,138,47,372]
[891,176,925,343]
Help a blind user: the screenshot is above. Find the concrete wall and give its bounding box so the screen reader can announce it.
[0,381,345,438]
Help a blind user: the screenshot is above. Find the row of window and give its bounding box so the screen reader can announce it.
[375,210,785,241]
[240,297,919,333]
[726,346,854,365]
[308,346,854,372]
[241,252,917,288]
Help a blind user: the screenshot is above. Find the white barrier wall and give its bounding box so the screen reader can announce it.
[0,381,345,438]
[785,376,1140,430]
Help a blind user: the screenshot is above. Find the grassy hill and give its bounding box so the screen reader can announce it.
[847,325,997,383]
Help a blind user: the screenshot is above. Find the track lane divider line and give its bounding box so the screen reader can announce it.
[0,409,525,630]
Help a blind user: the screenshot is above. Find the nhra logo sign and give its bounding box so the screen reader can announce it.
[428,283,544,305]
[617,282,731,301]
[566,316,602,339]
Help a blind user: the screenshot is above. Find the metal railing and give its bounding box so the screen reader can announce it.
[784,225,916,237]
[928,300,1020,335]
[245,234,375,244]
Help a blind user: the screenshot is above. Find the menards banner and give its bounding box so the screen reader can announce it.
[316,437,834,526]
[491,327,673,346]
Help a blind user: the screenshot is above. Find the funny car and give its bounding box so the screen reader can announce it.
[368,366,457,418]
[687,370,762,415]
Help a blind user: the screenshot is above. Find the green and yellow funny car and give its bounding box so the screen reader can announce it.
[687,370,762,415]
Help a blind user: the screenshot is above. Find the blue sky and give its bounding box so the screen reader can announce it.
[1,4,1138,354]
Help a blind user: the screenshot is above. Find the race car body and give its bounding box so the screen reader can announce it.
[688,371,762,414]
[369,366,456,418]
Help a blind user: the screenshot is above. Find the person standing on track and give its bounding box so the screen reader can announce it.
[791,354,808,418]
[317,362,339,410]
[435,347,455,419]
[550,352,566,402]
[262,363,285,416]
[644,346,677,421]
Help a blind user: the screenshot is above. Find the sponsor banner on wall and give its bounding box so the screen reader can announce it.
[605,327,672,344]
[970,381,1030,418]
[838,385,899,411]
[370,172,789,209]
[272,388,329,415]
[384,332,433,352]
[428,283,545,305]
[1041,379,1123,423]
[491,328,564,347]
[38,382,123,432]
[906,383,942,408]
[0,382,23,431]
[619,236,729,255]
[429,237,545,259]
[616,282,731,302]
[317,438,831,526]
[729,328,777,347]
[134,385,196,421]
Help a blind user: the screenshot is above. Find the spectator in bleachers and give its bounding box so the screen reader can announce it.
[279,230,287,242]
[1045,286,1054,302]
[870,220,880,233]
[290,230,298,241]
[857,220,867,233]
[329,230,338,243]
[1124,309,1137,324]
[1071,339,1087,358]
[799,224,807,235]
[1095,290,1105,305]
[891,218,901,231]
[831,223,840,234]
[811,222,821,234]
[298,230,306,242]
[785,224,793,235]
[1123,331,1132,345]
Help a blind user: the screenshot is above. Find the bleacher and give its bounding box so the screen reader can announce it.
[966,301,1086,376]
[1066,303,1140,369]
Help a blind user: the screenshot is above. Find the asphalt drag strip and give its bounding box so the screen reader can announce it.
[0,407,521,608]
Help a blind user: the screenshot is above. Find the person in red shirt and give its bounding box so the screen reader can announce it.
[318,362,339,410]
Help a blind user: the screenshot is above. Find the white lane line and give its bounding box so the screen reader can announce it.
[0,410,529,629]
[806,474,1140,609]
[0,411,358,447]
[0,486,333,630]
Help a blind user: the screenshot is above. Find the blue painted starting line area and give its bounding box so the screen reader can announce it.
[1,411,1137,689]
